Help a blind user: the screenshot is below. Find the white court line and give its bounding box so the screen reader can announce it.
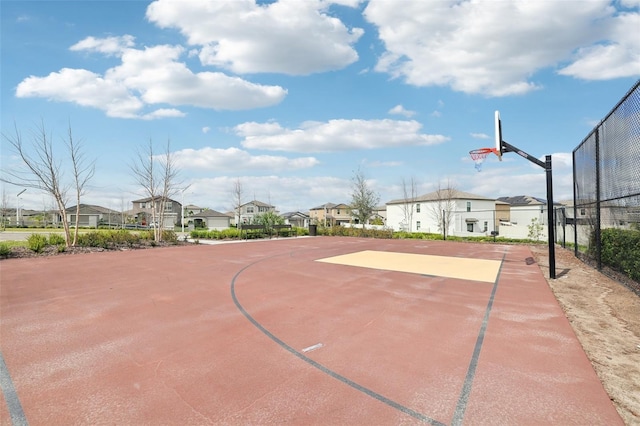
[302,343,323,353]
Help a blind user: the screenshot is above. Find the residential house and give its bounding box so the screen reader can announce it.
[496,195,563,240]
[66,204,122,228]
[495,200,510,228]
[386,190,497,235]
[183,204,205,216]
[281,211,310,228]
[496,196,561,227]
[191,209,231,231]
[180,204,205,227]
[372,205,387,226]
[237,200,276,225]
[131,196,181,229]
[309,203,352,226]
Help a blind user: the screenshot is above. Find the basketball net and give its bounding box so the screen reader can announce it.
[469,148,498,172]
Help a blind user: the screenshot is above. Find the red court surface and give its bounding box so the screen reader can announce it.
[0,237,623,425]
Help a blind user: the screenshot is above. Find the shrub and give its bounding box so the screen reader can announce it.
[600,228,640,282]
[190,228,242,240]
[27,234,48,253]
[77,231,108,248]
[0,243,10,257]
[162,230,178,243]
[48,233,66,246]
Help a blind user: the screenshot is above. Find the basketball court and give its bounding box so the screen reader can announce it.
[0,237,622,425]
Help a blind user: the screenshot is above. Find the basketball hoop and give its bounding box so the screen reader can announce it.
[469,147,499,172]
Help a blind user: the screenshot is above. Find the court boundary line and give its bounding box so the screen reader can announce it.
[451,250,507,425]
[0,350,28,425]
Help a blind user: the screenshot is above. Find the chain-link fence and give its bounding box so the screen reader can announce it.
[571,80,640,289]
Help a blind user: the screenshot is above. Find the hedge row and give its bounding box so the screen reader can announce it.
[318,226,393,239]
[23,230,179,252]
[191,227,309,240]
[599,228,640,282]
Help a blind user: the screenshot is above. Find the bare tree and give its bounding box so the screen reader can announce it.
[400,176,418,231]
[130,139,181,242]
[229,178,245,227]
[1,121,93,247]
[428,180,458,239]
[0,187,9,230]
[131,139,157,233]
[350,167,380,227]
[67,125,95,245]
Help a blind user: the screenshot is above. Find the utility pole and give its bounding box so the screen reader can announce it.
[16,189,26,226]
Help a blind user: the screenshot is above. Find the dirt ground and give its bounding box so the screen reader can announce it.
[530,245,640,425]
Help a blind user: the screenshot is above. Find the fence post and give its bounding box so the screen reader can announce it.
[595,128,602,270]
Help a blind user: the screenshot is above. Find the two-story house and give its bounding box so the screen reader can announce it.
[238,200,276,225]
[309,203,352,226]
[131,196,181,229]
[386,190,497,236]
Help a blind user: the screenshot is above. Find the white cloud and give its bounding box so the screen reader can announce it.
[364,0,638,96]
[471,133,490,140]
[16,68,146,118]
[202,127,211,134]
[558,12,640,80]
[16,42,287,119]
[146,0,363,75]
[235,119,449,152]
[70,35,136,56]
[388,104,416,117]
[140,108,186,120]
[173,147,319,171]
[364,160,403,167]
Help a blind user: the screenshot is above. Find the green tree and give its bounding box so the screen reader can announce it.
[350,167,380,227]
[253,211,284,233]
[528,217,544,240]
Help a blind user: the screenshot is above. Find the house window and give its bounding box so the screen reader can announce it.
[247,206,254,213]
[259,206,267,212]
[337,209,340,214]
[466,201,471,212]
[164,203,173,212]
[580,208,586,216]
[416,221,421,230]
[416,203,420,213]
[483,221,488,232]
[140,202,146,208]
[467,223,474,232]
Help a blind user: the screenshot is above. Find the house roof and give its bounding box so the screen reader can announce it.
[241,200,274,208]
[66,204,120,214]
[191,209,228,218]
[281,211,309,219]
[310,202,337,210]
[496,195,563,207]
[386,189,494,205]
[131,196,179,203]
[497,195,546,205]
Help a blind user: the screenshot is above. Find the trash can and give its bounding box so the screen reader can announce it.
[308,224,317,236]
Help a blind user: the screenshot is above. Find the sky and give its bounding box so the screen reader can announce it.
[2,0,639,215]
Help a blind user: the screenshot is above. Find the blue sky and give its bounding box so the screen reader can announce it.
[2,0,639,214]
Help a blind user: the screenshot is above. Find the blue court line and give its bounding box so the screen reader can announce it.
[450,250,506,426]
[0,351,28,425]
[230,259,446,425]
